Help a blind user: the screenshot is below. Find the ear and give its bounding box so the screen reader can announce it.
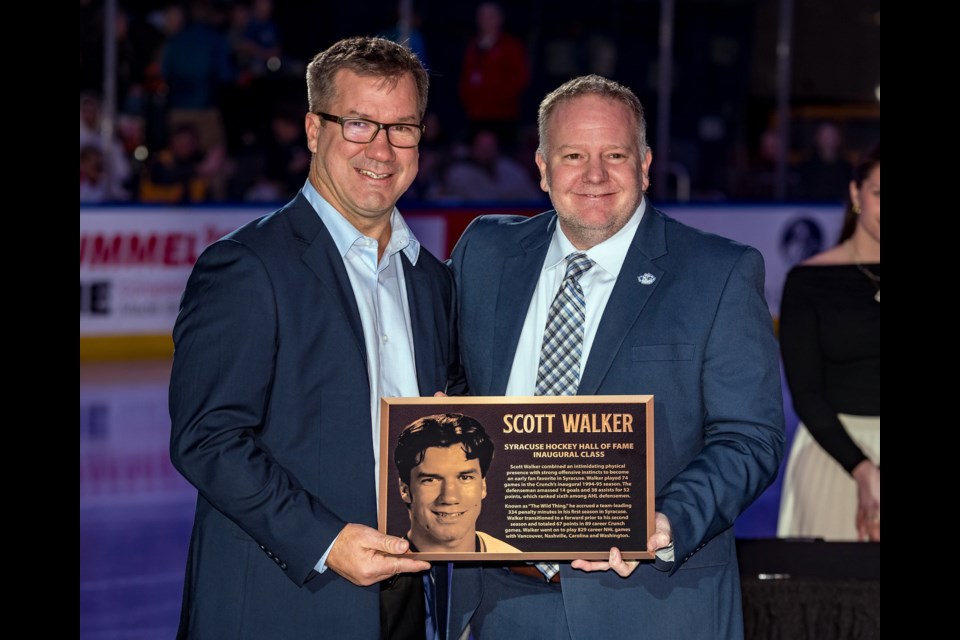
[641,149,654,193]
[535,151,549,193]
[399,480,412,505]
[305,113,321,154]
[481,478,487,501]
[848,179,860,211]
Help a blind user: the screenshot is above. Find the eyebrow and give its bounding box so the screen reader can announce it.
[344,110,419,123]
[416,468,480,479]
[556,144,630,152]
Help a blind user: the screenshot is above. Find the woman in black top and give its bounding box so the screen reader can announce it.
[778,146,880,541]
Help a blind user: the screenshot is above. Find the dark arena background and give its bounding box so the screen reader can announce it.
[80,1,880,637]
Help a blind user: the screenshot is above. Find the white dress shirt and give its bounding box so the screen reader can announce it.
[505,201,644,395]
[302,181,421,572]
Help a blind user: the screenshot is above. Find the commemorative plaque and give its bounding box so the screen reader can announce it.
[379,396,654,561]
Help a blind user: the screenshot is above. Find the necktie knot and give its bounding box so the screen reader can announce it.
[564,252,594,283]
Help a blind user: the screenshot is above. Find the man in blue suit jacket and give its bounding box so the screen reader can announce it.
[169,37,447,639]
[449,75,784,639]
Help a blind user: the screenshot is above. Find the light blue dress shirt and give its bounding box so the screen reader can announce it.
[505,201,644,395]
[301,181,421,572]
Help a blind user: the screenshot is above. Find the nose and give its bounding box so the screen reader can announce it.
[582,156,608,183]
[364,127,396,162]
[437,480,460,505]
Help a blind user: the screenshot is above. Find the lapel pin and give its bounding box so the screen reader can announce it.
[638,273,656,285]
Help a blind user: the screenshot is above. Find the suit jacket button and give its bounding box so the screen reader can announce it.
[280,563,288,570]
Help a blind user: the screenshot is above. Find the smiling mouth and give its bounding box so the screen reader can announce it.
[432,510,466,520]
[357,168,391,180]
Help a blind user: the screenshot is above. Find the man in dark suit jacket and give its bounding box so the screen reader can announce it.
[448,75,784,639]
[169,37,448,639]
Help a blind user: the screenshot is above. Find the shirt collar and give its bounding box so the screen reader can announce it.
[544,198,646,277]
[301,180,420,264]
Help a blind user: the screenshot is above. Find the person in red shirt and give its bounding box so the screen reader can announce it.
[459,2,530,148]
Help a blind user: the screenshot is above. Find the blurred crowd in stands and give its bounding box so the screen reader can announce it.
[80,0,878,206]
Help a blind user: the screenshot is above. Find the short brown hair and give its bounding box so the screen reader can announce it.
[394,414,494,485]
[306,36,429,119]
[537,74,648,158]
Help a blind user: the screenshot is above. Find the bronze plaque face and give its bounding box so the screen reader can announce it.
[380,395,654,561]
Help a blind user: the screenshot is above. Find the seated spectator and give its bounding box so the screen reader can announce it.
[250,107,310,202]
[80,146,108,204]
[432,130,540,202]
[408,113,449,200]
[79,92,132,201]
[140,124,222,203]
[794,123,853,201]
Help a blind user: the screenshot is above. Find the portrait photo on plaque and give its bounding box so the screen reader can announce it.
[379,396,654,561]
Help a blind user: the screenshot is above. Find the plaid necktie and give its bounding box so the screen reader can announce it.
[534,252,594,581]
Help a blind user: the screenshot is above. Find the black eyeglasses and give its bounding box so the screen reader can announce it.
[316,112,424,148]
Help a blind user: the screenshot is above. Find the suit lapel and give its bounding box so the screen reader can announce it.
[578,205,668,394]
[402,252,438,394]
[289,196,368,367]
[489,216,555,394]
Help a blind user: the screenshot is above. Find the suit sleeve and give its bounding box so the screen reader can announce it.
[656,248,785,572]
[169,240,345,586]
